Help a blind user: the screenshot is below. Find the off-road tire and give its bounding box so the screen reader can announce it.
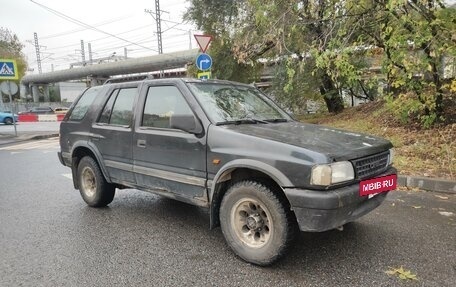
[219,180,297,266]
[77,156,115,207]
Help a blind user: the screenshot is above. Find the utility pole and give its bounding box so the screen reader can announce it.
[34,32,42,74]
[145,1,168,78]
[80,40,86,65]
[145,1,168,55]
[124,47,128,59]
[88,43,93,65]
[155,0,163,54]
[188,30,192,50]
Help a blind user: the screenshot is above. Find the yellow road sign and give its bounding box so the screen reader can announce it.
[197,71,211,80]
[0,59,18,80]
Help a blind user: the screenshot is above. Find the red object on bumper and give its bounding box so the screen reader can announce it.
[359,174,397,196]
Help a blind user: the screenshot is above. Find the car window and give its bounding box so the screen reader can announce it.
[98,90,118,124]
[68,87,100,121]
[142,86,193,129]
[98,88,137,126]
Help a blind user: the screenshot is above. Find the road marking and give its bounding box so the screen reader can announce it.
[62,173,72,180]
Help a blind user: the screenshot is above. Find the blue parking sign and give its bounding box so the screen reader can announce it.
[0,59,18,80]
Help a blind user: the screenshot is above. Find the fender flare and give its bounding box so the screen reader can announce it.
[208,159,293,229]
[70,141,111,185]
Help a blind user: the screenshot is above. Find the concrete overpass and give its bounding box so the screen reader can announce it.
[21,49,199,102]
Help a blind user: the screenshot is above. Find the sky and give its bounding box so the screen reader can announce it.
[1,0,201,74]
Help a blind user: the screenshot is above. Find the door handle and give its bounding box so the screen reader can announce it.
[137,139,146,148]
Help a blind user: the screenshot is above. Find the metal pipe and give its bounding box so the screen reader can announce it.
[22,49,199,85]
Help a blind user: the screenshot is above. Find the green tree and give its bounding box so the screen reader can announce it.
[362,0,456,126]
[186,1,456,123]
[187,0,378,113]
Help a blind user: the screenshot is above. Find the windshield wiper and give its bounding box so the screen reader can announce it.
[264,118,288,123]
[216,118,269,126]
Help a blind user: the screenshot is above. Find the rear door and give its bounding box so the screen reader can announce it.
[133,82,207,204]
[90,83,139,185]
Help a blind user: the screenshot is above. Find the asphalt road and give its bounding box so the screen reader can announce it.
[0,138,455,287]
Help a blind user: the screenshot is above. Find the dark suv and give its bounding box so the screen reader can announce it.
[58,78,397,265]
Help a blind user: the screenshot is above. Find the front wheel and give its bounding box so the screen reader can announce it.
[219,180,297,266]
[77,156,115,207]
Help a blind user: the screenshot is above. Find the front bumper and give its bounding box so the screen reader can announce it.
[284,167,396,232]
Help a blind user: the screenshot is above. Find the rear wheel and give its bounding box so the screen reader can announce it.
[77,156,115,207]
[4,117,13,125]
[219,180,297,266]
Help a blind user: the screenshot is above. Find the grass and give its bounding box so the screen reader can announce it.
[299,101,455,180]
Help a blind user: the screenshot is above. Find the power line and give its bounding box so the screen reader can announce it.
[40,14,135,40]
[42,25,152,52]
[30,0,158,53]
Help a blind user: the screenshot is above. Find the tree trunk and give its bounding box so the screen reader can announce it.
[320,73,344,113]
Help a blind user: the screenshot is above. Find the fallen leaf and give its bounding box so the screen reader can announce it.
[385,266,418,281]
[412,206,422,209]
[435,195,449,200]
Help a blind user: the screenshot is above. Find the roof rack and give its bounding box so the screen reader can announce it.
[103,74,152,85]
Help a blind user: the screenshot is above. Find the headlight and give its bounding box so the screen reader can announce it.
[388,148,394,165]
[311,161,355,186]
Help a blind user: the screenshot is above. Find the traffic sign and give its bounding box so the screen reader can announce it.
[196,53,212,71]
[0,81,19,95]
[197,71,211,80]
[0,59,18,80]
[194,34,212,53]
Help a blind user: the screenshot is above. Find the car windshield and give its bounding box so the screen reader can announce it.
[187,82,290,124]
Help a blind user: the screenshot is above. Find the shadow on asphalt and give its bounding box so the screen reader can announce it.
[72,190,379,268]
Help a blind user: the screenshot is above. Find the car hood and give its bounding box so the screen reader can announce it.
[221,121,392,161]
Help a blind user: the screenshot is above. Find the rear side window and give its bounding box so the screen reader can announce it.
[98,87,137,126]
[68,87,100,121]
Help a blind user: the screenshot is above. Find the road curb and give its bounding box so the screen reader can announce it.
[0,133,59,146]
[29,133,59,140]
[398,175,456,194]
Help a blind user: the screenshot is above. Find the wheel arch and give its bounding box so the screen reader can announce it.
[70,142,110,189]
[209,159,294,229]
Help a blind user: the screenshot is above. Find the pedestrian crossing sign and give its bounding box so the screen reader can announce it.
[0,59,18,80]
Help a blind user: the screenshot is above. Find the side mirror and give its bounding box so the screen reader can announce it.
[169,114,203,134]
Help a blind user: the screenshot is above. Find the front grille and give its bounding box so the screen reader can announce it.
[351,151,389,180]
